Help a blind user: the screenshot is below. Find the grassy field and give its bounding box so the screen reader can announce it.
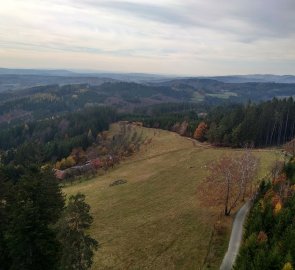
[64,124,279,270]
[192,91,205,102]
[191,91,238,102]
[206,91,238,99]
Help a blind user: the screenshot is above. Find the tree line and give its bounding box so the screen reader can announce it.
[205,97,295,147]
[133,98,295,148]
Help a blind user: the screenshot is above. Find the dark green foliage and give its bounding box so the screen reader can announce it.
[0,171,11,269]
[58,193,98,270]
[206,97,295,147]
[134,110,201,137]
[0,165,98,270]
[129,98,295,147]
[0,164,26,183]
[0,82,192,128]
[2,167,64,270]
[235,169,295,270]
[133,102,204,116]
[285,160,295,183]
[0,84,107,122]
[0,106,118,165]
[99,82,190,101]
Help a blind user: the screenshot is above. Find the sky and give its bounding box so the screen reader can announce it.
[0,0,295,76]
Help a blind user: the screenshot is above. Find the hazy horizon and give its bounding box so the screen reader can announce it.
[1,0,295,76]
[1,66,295,78]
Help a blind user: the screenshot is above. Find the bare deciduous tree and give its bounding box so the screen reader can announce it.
[238,146,260,201]
[201,149,260,216]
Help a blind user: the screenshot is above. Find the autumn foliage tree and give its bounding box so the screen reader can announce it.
[234,161,295,269]
[238,148,260,201]
[193,122,208,142]
[201,150,259,216]
[203,155,241,216]
[55,156,76,170]
[282,262,293,270]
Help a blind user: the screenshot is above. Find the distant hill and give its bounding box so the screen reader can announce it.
[1,68,295,90]
[154,77,295,103]
[0,78,294,127]
[0,68,175,92]
[0,69,294,115]
[0,68,173,86]
[0,74,116,92]
[203,74,295,84]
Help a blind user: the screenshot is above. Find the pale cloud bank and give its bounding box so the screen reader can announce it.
[0,0,294,75]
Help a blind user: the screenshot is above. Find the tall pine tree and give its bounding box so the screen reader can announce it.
[58,193,98,270]
[5,167,64,270]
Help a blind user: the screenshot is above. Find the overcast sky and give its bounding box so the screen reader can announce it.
[0,0,295,75]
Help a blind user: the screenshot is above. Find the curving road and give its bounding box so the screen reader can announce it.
[220,201,251,270]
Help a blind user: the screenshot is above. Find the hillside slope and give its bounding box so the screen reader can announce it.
[64,125,278,270]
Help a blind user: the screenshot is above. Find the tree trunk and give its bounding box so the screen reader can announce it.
[283,110,289,143]
[224,176,230,216]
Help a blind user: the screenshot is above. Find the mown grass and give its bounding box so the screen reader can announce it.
[64,125,279,270]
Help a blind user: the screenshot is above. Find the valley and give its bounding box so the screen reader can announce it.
[2,1,295,269]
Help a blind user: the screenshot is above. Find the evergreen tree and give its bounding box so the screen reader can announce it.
[5,167,64,270]
[0,170,11,269]
[58,193,98,270]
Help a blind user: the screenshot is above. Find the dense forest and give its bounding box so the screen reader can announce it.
[137,98,295,147]
[205,97,295,147]
[0,82,190,127]
[1,78,295,128]
[0,106,118,166]
[234,158,295,269]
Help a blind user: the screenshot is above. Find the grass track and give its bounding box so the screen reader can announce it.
[64,125,279,270]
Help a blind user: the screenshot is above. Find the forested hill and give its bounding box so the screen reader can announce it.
[203,74,295,84]
[0,78,295,127]
[0,74,115,92]
[0,82,191,127]
[155,78,295,103]
[0,106,118,166]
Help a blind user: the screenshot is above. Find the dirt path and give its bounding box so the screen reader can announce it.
[220,201,251,270]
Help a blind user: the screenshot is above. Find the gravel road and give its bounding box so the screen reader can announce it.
[220,201,251,270]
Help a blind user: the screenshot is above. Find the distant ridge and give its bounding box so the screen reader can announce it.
[1,68,295,84]
[0,68,173,82]
[201,74,295,84]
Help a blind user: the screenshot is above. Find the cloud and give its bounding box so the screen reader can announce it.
[232,0,295,36]
[0,0,294,75]
[88,1,194,26]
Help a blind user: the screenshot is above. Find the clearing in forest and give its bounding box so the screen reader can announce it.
[64,124,278,270]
